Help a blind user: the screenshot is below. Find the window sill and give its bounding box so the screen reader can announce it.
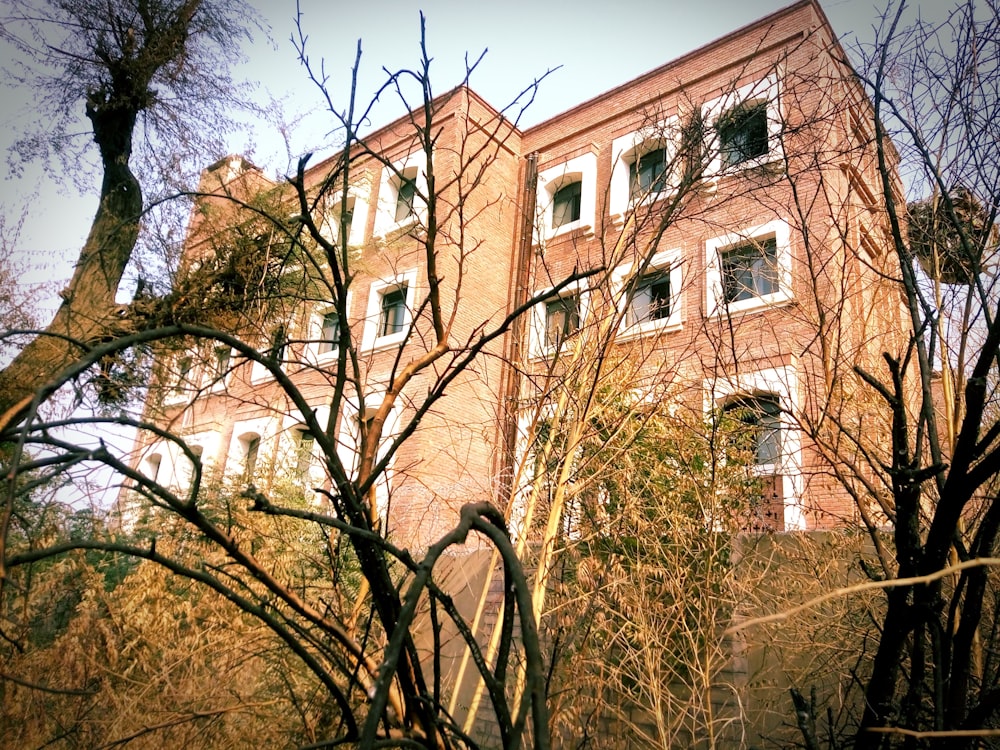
[373,213,422,241]
[616,316,683,342]
[706,153,785,184]
[542,221,593,243]
[362,333,407,354]
[708,291,793,318]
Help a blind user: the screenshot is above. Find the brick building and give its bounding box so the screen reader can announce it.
[132,0,902,545]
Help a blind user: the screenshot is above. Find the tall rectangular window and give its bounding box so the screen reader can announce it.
[394,175,417,223]
[721,238,778,303]
[545,294,581,349]
[295,431,315,484]
[380,285,408,337]
[265,325,288,367]
[629,149,667,201]
[319,311,340,354]
[552,181,582,229]
[242,435,261,483]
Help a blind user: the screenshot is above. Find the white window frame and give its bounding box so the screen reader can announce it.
[227,416,275,483]
[205,343,234,393]
[175,429,220,491]
[321,186,370,248]
[702,74,783,178]
[705,364,803,529]
[161,349,198,406]
[529,280,590,358]
[705,219,792,317]
[281,407,330,500]
[373,151,428,238]
[306,292,352,366]
[536,153,597,241]
[361,269,418,352]
[250,323,291,382]
[611,248,683,339]
[609,117,679,218]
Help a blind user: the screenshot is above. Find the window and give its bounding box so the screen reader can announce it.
[718,101,769,167]
[265,325,288,367]
[612,248,683,337]
[295,430,316,484]
[361,269,418,351]
[379,284,408,337]
[334,196,356,244]
[629,149,667,201]
[706,220,791,316]
[609,122,677,217]
[544,293,581,349]
[536,153,597,240]
[721,237,778,303]
[628,271,671,325]
[322,189,370,247]
[174,355,193,394]
[207,345,232,391]
[374,152,427,237]
[241,434,261,483]
[394,173,418,223]
[142,452,162,483]
[552,181,582,229]
[318,311,340,355]
[723,395,781,468]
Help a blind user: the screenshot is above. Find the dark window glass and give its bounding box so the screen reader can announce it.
[719,101,769,166]
[545,294,581,348]
[629,271,671,324]
[380,285,408,337]
[552,181,582,228]
[266,325,287,367]
[721,237,778,303]
[394,175,417,222]
[213,346,231,379]
[629,149,667,200]
[340,197,355,242]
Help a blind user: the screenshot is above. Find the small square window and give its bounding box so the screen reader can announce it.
[318,311,340,354]
[380,285,408,337]
[629,271,671,325]
[629,149,667,201]
[721,238,778,303]
[718,101,769,167]
[394,175,418,223]
[545,294,581,349]
[552,181,582,229]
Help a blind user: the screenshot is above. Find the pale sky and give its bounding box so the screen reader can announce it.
[2,0,893,299]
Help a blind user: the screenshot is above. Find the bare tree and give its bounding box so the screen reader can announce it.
[757,2,1000,746]
[1,7,560,747]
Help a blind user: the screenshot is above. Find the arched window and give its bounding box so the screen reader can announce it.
[238,433,261,483]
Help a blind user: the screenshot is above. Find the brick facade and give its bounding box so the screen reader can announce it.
[130,0,903,547]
